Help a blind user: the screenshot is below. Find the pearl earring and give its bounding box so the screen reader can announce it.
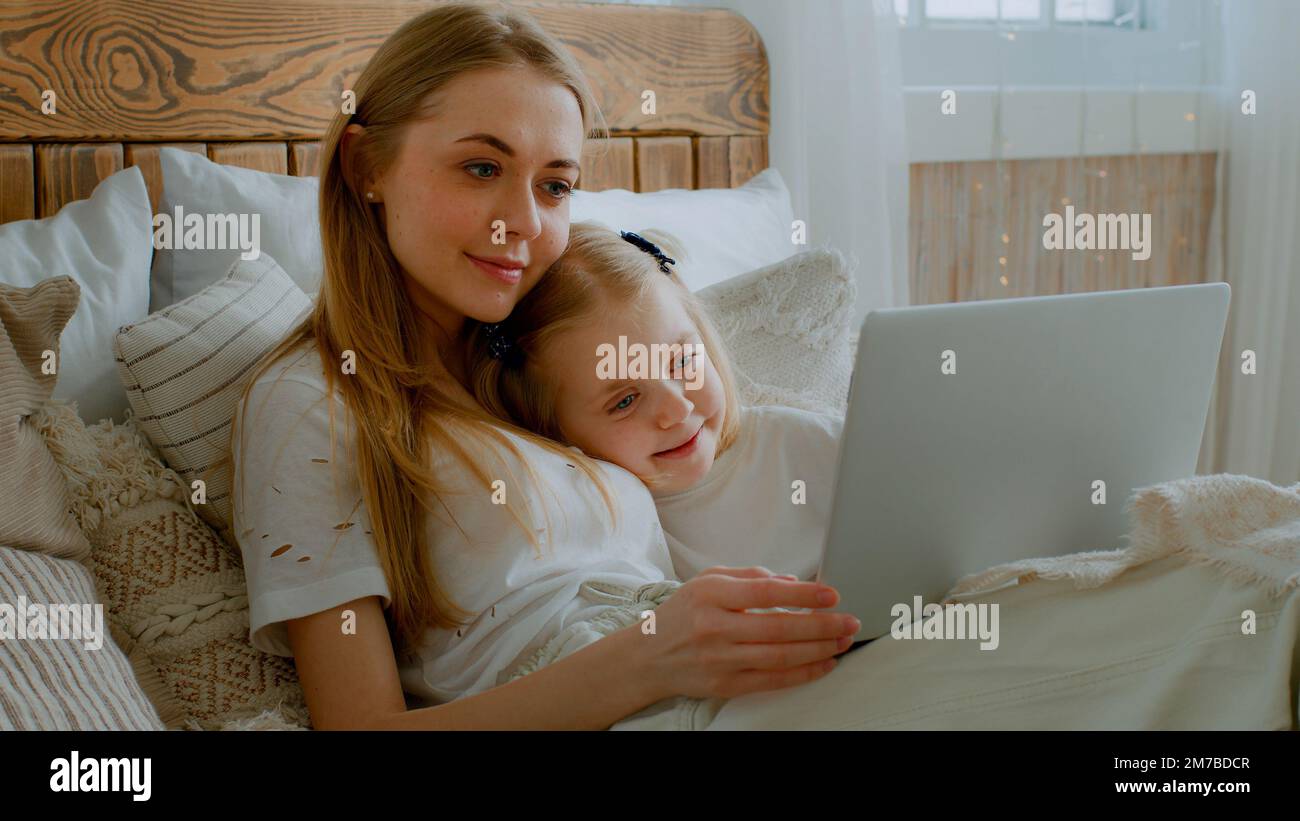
[366,191,374,200]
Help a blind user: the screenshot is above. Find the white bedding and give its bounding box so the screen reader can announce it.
[708,554,1300,730]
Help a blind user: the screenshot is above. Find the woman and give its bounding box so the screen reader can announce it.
[228,2,857,731]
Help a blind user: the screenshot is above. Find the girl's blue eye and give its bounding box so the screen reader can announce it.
[612,393,636,412]
[466,162,496,179]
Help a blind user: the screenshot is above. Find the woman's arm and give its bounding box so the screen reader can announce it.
[286,596,662,730]
[288,572,854,730]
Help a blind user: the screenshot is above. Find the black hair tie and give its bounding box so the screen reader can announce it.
[620,230,676,274]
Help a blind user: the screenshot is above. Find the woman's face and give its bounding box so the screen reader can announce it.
[358,66,586,337]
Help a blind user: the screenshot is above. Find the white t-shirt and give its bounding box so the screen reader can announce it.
[232,341,676,704]
[653,405,843,582]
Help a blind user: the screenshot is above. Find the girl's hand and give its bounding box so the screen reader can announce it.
[636,572,859,701]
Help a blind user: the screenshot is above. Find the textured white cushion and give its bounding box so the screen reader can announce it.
[572,168,797,292]
[115,253,312,537]
[150,147,322,312]
[0,545,165,730]
[0,166,153,424]
[698,246,858,416]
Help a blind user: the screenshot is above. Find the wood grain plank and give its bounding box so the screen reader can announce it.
[578,137,633,191]
[35,143,123,218]
[124,143,205,215]
[0,0,768,141]
[289,142,321,177]
[696,136,729,189]
[636,136,692,192]
[908,152,1217,305]
[207,142,288,175]
[0,144,35,223]
[728,135,767,187]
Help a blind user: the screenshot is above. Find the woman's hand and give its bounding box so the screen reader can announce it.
[635,568,860,701]
[692,565,800,582]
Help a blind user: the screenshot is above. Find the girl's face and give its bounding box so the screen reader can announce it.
[356,66,586,337]
[540,276,726,495]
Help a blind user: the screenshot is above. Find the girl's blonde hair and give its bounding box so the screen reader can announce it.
[224,2,616,655]
[470,220,743,475]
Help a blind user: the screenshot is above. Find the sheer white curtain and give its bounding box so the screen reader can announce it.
[636,0,911,320]
[1198,0,1300,485]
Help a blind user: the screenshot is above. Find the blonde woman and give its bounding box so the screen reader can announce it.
[228,2,856,731]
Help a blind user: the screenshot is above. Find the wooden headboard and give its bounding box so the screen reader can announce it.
[0,0,770,224]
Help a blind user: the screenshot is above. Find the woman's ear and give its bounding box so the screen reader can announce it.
[340,124,382,202]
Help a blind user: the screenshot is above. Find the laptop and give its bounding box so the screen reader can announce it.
[816,282,1231,645]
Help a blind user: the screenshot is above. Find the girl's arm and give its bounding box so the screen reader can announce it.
[286,596,662,730]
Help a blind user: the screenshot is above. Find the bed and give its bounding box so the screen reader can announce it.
[2,0,1298,732]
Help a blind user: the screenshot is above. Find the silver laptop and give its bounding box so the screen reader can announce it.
[817,283,1231,642]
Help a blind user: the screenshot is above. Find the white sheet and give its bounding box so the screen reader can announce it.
[707,555,1300,730]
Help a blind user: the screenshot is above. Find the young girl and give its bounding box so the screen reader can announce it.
[471,221,844,583]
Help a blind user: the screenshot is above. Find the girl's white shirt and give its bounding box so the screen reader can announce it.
[653,405,843,583]
[232,341,675,704]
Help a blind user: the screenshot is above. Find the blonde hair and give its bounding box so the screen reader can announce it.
[470,220,743,478]
[224,2,616,655]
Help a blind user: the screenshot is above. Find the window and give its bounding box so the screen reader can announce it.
[895,0,1148,29]
[897,0,1219,162]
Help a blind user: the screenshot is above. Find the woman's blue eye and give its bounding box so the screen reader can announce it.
[612,393,636,412]
[466,164,571,199]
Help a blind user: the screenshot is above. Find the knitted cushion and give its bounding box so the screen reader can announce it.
[34,399,310,730]
[698,246,858,416]
[0,276,92,560]
[114,252,312,543]
[0,544,165,730]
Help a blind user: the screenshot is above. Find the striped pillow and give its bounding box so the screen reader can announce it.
[0,545,164,730]
[114,253,311,540]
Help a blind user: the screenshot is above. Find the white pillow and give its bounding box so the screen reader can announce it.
[698,245,858,416]
[117,252,312,539]
[571,167,797,291]
[150,147,322,312]
[0,166,152,424]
